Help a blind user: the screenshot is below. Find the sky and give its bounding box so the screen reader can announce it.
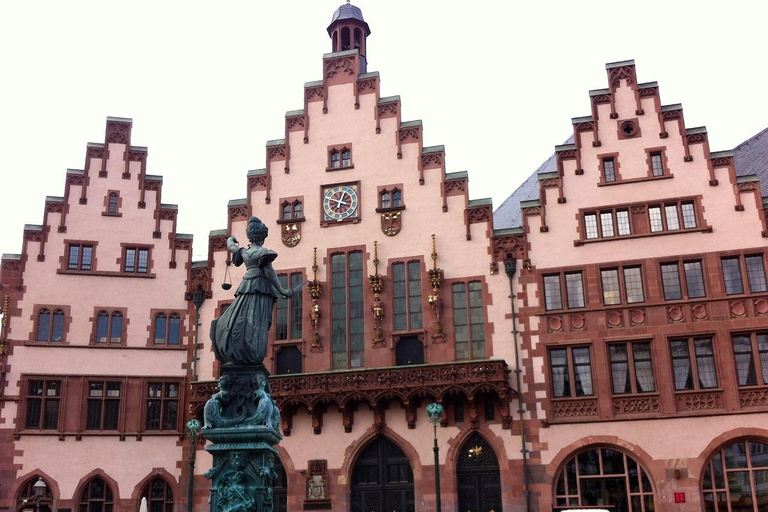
[1,1,767,260]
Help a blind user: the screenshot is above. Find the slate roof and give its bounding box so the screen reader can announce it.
[328,3,370,35]
[493,135,573,230]
[734,127,768,196]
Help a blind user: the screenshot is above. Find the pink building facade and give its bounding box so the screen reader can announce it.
[1,5,768,512]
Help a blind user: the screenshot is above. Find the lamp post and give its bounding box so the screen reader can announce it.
[191,287,205,382]
[32,477,46,512]
[186,419,201,512]
[426,402,444,512]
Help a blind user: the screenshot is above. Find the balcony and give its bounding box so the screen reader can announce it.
[190,359,514,432]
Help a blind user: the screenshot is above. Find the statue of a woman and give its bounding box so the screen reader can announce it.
[211,217,292,365]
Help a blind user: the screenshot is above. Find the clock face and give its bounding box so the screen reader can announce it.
[322,184,359,222]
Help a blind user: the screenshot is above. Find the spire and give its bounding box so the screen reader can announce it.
[327,2,371,73]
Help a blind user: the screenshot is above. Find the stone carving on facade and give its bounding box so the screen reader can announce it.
[307,475,325,500]
[285,116,305,131]
[426,235,445,343]
[552,399,598,418]
[305,86,323,101]
[380,210,401,236]
[377,103,397,117]
[369,241,385,348]
[266,145,286,161]
[324,56,356,79]
[678,392,720,411]
[248,175,268,191]
[729,300,747,318]
[399,127,419,142]
[614,396,659,415]
[280,223,301,248]
[308,247,323,353]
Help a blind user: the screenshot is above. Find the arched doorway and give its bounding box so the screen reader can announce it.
[702,439,768,512]
[139,477,174,512]
[16,476,53,512]
[351,436,414,512]
[273,456,288,512]
[456,432,502,512]
[553,447,655,512]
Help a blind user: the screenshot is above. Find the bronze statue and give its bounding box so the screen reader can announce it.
[211,217,292,366]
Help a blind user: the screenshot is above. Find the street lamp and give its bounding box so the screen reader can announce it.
[426,403,444,512]
[186,419,202,512]
[32,478,46,512]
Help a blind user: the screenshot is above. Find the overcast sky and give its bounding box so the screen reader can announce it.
[1,1,767,260]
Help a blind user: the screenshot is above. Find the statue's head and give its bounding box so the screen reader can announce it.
[246,217,269,245]
[218,374,233,396]
[229,451,247,469]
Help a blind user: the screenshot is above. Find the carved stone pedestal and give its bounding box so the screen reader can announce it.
[202,364,283,512]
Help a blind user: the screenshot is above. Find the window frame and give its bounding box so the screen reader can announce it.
[327,144,354,171]
[391,260,424,332]
[331,250,365,369]
[148,310,184,347]
[274,272,304,342]
[121,245,152,275]
[599,265,645,306]
[23,378,62,431]
[582,207,632,240]
[91,308,127,346]
[548,344,595,398]
[660,260,707,301]
[33,305,69,343]
[84,380,123,431]
[102,190,122,217]
[144,381,181,432]
[597,153,621,185]
[669,336,720,392]
[543,271,586,311]
[278,199,305,222]
[452,280,487,360]
[608,340,656,395]
[67,243,95,271]
[646,147,669,178]
[721,254,768,296]
[376,184,406,212]
[731,332,768,388]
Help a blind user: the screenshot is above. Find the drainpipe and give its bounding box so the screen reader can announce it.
[505,260,531,512]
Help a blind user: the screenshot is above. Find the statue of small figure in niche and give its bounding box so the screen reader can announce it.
[248,375,281,430]
[211,217,293,366]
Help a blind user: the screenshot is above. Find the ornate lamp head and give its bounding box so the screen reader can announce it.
[426,403,444,426]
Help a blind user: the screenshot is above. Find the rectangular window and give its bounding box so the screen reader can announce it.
[124,247,149,274]
[392,261,423,331]
[616,210,631,236]
[660,263,683,300]
[745,256,768,293]
[275,272,303,341]
[600,212,615,237]
[25,380,61,430]
[649,207,663,232]
[565,273,585,309]
[603,158,616,182]
[543,275,563,311]
[331,252,364,369]
[453,281,485,360]
[601,269,621,305]
[664,204,680,230]
[86,381,121,430]
[146,382,180,431]
[67,244,93,271]
[721,257,744,295]
[549,346,594,398]
[683,261,706,298]
[670,337,718,391]
[681,202,697,229]
[609,342,655,394]
[584,214,598,240]
[731,333,768,387]
[623,267,645,303]
[650,152,664,177]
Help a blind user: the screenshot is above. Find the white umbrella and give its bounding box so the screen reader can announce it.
[139,497,148,512]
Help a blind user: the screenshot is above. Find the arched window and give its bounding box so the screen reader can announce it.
[330,150,340,169]
[554,447,655,512]
[457,432,502,512]
[351,437,414,512]
[154,314,167,344]
[37,309,51,341]
[293,201,303,219]
[341,27,351,51]
[354,28,362,50]
[341,149,351,167]
[51,310,65,341]
[392,189,402,207]
[108,193,118,214]
[275,346,302,375]
[140,477,173,512]
[96,311,109,343]
[168,314,180,345]
[79,477,114,512]
[110,312,122,344]
[380,190,391,209]
[282,203,292,220]
[16,476,53,512]
[702,439,768,512]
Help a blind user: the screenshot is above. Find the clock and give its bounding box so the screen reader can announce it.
[322,183,360,222]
